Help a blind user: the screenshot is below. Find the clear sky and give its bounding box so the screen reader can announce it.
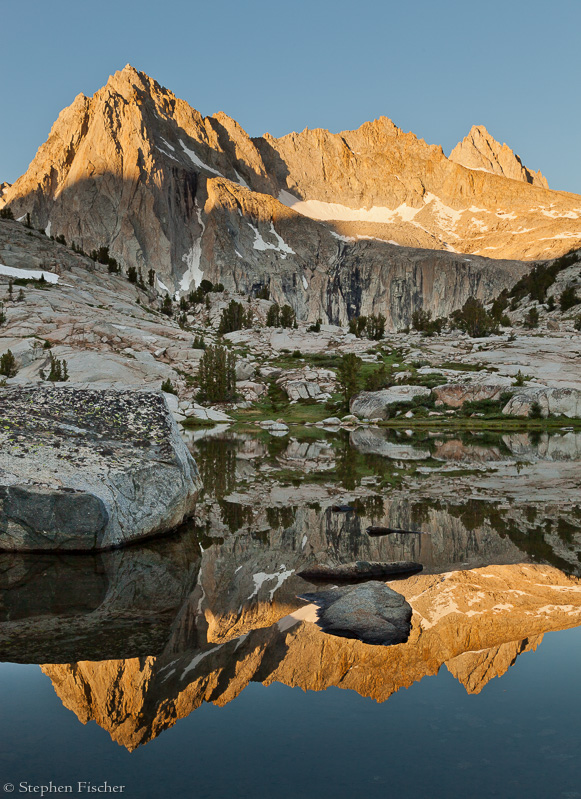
[1,0,579,193]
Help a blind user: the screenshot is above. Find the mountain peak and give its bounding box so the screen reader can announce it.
[449,125,548,188]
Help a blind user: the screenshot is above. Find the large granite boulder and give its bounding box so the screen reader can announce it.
[350,385,432,420]
[502,387,581,418]
[0,386,201,551]
[298,581,413,646]
[433,380,513,408]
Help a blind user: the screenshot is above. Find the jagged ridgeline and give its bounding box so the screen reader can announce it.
[2,65,581,328]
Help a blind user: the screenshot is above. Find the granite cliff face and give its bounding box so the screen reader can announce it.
[449,125,548,188]
[1,65,580,324]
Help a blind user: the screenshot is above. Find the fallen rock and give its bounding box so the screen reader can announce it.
[0,386,201,551]
[297,561,423,581]
[350,385,432,420]
[298,581,413,645]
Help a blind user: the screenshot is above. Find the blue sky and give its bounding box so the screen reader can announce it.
[1,0,579,192]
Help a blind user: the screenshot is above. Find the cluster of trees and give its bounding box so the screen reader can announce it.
[266,303,296,328]
[411,309,444,336]
[197,345,237,403]
[188,279,225,305]
[559,286,580,312]
[89,245,119,273]
[449,297,500,337]
[40,353,69,382]
[348,314,386,340]
[508,249,580,306]
[0,208,14,220]
[218,300,253,334]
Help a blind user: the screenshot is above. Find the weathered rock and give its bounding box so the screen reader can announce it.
[502,387,581,418]
[433,381,514,408]
[0,386,201,550]
[235,360,256,381]
[350,385,432,419]
[298,561,423,581]
[298,581,413,645]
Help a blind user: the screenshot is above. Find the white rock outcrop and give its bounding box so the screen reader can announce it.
[350,386,432,420]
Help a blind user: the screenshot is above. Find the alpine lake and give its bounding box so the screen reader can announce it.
[2,421,581,799]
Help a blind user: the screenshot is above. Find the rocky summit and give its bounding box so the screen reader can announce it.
[1,64,580,317]
[449,125,549,188]
[0,386,201,550]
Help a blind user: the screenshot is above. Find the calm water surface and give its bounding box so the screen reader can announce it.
[1,427,581,799]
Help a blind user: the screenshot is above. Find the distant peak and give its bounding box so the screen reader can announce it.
[449,125,548,189]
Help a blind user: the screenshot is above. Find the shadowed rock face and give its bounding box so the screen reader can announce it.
[38,565,581,751]
[3,66,580,327]
[0,386,201,550]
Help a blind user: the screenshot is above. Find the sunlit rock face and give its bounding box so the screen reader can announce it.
[449,125,548,188]
[40,565,581,751]
[3,66,581,326]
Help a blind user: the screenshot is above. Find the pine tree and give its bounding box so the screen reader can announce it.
[280,305,296,328]
[366,313,386,340]
[336,353,362,408]
[197,345,237,402]
[161,295,173,316]
[0,349,17,377]
[266,303,280,327]
[148,268,156,287]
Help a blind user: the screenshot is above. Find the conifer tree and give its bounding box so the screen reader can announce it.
[197,345,237,403]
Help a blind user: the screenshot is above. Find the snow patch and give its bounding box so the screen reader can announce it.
[302,275,308,290]
[156,146,179,162]
[278,194,424,225]
[248,222,295,258]
[248,566,295,601]
[180,206,206,292]
[277,603,319,632]
[234,169,249,188]
[157,277,171,294]
[182,644,223,679]
[180,139,224,177]
[0,263,59,284]
[45,221,51,237]
[330,231,355,243]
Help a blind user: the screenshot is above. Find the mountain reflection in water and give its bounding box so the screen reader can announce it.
[1,426,581,751]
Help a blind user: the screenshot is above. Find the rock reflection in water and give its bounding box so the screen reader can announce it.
[1,426,581,751]
[38,564,581,751]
